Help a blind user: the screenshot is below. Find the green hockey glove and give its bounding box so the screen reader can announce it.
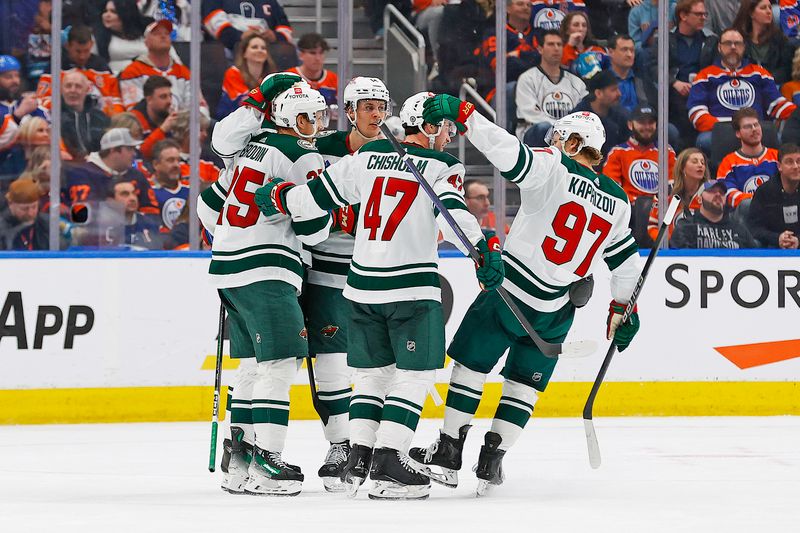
[254,178,295,217]
[422,94,475,134]
[475,232,504,290]
[242,72,303,112]
[606,300,640,352]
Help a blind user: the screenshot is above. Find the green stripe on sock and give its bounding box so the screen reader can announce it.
[230,407,252,425]
[494,403,532,428]
[319,396,351,416]
[449,381,483,397]
[349,401,382,422]
[317,387,352,398]
[382,404,421,431]
[499,395,533,411]
[384,396,423,412]
[252,407,289,426]
[446,390,481,414]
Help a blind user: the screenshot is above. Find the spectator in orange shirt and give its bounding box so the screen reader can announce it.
[129,75,179,160]
[464,179,510,234]
[603,105,676,205]
[648,147,710,242]
[559,11,606,72]
[36,25,125,116]
[288,33,339,108]
[216,32,277,119]
[716,107,778,208]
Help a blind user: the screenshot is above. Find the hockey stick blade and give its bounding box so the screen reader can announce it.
[561,339,598,358]
[583,419,601,469]
[581,195,681,469]
[378,122,596,360]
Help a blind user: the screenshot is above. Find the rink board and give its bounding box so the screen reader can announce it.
[1,251,799,423]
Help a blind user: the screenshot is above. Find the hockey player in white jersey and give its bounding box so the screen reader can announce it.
[410,95,642,495]
[306,77,393,492]
[254,92,505,500]
[196,81,332,497]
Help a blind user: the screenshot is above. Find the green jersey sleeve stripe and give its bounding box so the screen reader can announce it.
[604,234,635,255]
[209,253,304,276]
[212,181,227,196]
[351,260,438,273]
[347,271,441,291]
[200,185,224,211]
[308,179,339,210]
[292,214,330,236]
[500,143,531,183]
[434,198,468,217]
[321,170,349,206]
[604,242,639,271]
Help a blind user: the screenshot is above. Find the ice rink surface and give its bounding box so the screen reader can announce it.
[1,417,797,533]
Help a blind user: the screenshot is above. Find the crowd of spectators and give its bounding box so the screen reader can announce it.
[1,0,800,251]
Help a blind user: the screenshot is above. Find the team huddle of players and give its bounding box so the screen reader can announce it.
[197,72,643,500]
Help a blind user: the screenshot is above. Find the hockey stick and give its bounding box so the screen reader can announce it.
[583,195,681,469]
[306,355,331,425]
[379,122,596,359]
[209,301,226,472]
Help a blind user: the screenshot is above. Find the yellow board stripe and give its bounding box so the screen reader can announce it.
[1,382,798,425]
[200,355,241,370]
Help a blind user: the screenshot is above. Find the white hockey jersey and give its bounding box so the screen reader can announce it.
[465,111,641,312]
[307,130,357,290]
[515,66,587,139]
[198,125,330,290]
[283,139,485,304]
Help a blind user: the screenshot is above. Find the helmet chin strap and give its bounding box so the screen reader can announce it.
[292,113,318,139]
[559,137,584,158]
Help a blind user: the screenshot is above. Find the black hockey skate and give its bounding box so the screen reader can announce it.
[339,444,372,498]
[244,446,304,497]
[220,427,252,494]
[368,447,431,501]
[408,425,471,488]
[318,441,350,493]
[474,432,506,497]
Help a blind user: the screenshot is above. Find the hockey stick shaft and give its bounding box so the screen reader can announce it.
[306,355,331,425]
[209,301,226,472]
[582,195,680,468]
[379,123,583,359]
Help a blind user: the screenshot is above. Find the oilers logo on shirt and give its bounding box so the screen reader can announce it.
[716,78,756,110]
[163,197,186,229]
[743,174,770,193]
[628,159,660,194]
[534,8,565,30]
[542,91,575,120]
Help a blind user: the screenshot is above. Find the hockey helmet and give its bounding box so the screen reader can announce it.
[545,111,606,155]
[343,77,391,113]
[271,83,329,139]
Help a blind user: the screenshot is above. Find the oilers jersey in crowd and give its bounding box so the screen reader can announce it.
[716,147,778,207]
[152,182,190,230]
[530,1,586,35]
[780,0,800,40]
[202,0,292,49]
[287,67,339,107]
[515,66,588,138]
[687,61,796,132]
[603,140,676,203]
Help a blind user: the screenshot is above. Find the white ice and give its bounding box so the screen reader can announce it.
[1,417,797,533]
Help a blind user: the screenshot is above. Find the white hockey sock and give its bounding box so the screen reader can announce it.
[491,379,539,451]
[442,363,487,439]
[349,365,394,448]
[226,359,257,445]
[251,358,300,453]
[314,352,352,443]
[375,369,435,453]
